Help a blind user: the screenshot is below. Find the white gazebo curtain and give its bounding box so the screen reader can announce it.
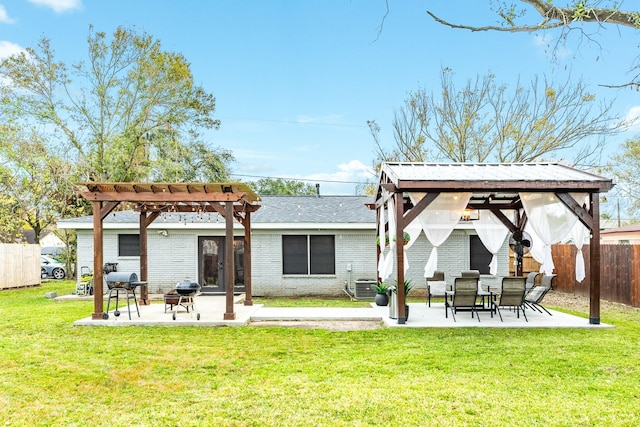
[378,194,411,281]
[472,211,510,275]
[569,193,590,282]
[520,192,589,279]
[409,192,472,278]
[379,191,590,282]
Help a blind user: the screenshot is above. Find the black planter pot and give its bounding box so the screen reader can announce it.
[375,293,389,306]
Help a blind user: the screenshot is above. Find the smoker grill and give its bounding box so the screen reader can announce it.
[103,272,147,320]
[167,279,201,320]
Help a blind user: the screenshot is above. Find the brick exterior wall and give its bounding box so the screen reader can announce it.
[76,228,510,296]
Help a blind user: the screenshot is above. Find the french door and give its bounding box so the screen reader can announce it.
[198,236,245,293]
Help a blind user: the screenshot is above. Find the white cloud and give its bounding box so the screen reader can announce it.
[302,160,377,195]
[0,40,24,59]
[532,33,571,59]
[0,5,15,23]
[621,106,640,132]
[28,0,82,13]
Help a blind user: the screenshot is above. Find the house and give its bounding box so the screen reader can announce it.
[600,222,640,244]
[57,194,511,297]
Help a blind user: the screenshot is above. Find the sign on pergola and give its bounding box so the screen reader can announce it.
[372,163,613,325]
[76,182,261,321]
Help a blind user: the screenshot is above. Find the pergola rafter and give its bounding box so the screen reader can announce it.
[76,182,261,321]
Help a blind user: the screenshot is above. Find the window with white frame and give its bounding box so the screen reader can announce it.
[282,235,335,275]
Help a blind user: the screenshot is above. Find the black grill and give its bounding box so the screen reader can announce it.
[106,272,145,290]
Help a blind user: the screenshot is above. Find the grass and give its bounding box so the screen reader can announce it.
[1,281,640,426]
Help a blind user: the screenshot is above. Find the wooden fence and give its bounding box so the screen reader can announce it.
[0,244,41,290]
[510,244,640,308]
[551,244,640,308]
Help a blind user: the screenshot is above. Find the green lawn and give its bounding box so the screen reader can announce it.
[1,281,640,426]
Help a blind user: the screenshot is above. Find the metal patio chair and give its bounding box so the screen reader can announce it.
[491,276,528,322]
[426,270,447,307]
[524,274,556,315]
[445,277,480,322]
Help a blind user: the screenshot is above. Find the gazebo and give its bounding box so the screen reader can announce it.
[372,163,613,325]
[76,182,261,321]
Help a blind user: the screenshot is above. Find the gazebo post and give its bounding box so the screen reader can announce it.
[223,201,236,320]
[92,201,104,320]
[395,191,406,324]
[244,212,253,306]
[589,193,601,324]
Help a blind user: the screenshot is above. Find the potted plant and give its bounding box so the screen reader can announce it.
[376,231,411,247]
[373,282,389,306]
[391,279,413,320]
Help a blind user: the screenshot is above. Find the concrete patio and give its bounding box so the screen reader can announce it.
[68,294,611,328]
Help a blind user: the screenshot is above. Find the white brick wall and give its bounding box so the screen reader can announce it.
[76,227,510,296]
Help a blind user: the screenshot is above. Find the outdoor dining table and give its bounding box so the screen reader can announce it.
[476,288,495,312]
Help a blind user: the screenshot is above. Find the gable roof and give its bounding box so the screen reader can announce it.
[601,222,640,235]
[57,195,375,230]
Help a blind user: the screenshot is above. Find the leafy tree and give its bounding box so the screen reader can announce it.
[427,1,640,88]
[369,67,626,165]
[0,25,232,183]
[251,178,317,195]
[609,137,640,215]
[0,125,83,244]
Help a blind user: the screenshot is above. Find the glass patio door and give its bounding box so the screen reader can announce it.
[198,236,245,294]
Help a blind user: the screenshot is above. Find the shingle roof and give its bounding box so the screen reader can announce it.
[600,222,640,234]
[58,195,375,227]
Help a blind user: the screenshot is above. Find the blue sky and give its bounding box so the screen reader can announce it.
[1,0,639,195]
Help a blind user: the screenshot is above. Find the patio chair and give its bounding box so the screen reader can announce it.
[426,270,447,307]
[445,277,480,322]
[525,272,540,295]
[461,270,480,279]
[491,276,527,322]
[524,274,556,315]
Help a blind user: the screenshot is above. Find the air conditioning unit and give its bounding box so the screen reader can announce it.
[354,279,377,300]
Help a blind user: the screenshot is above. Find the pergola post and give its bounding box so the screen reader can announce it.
[589,193,601,324]
[139,211,149,305]
[92,202,104,320]
[224,201,236,320]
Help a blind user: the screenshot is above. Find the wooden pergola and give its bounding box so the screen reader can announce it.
[373,163,613,325]
[76,182,261,321]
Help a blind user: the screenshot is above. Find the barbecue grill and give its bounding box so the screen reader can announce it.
[168,279,201,320]
[103,272,146,320]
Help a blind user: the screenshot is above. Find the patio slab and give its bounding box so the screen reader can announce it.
[70,295,611,328]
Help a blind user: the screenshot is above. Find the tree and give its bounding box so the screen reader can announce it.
[369,67,626,165]
[427,1,640,88]
[609,137,640,214]
[251,178,317,195]
[0,124,83,244]
[0,25,233,183]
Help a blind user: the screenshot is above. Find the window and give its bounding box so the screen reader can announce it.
[283,235,335,275]
[118,234,140,257]
[469,235,492,274]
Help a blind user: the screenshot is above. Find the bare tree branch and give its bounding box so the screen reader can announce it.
[428,1,640,32]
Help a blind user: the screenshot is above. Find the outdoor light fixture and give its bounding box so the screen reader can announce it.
[460,208,480,222]
[157,229,169,237]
